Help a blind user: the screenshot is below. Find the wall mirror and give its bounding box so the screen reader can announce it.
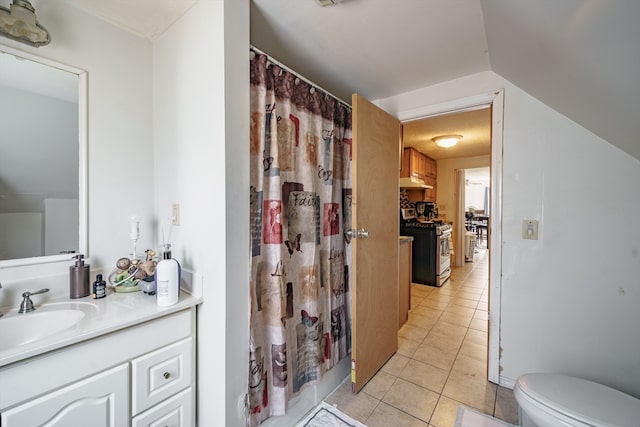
[0,45,87,267]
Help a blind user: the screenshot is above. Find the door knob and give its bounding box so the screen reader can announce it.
[357,229,370,238]
[346,228,370,239]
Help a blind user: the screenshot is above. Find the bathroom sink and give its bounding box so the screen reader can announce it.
[0,309,86,351]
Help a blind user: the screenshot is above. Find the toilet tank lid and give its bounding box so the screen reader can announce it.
[516,373,640,426]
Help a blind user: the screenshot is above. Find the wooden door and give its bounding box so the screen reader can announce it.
[351,94,400,392]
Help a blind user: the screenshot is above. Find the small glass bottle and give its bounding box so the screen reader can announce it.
[92,274,106,299]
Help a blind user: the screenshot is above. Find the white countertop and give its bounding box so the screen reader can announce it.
[0,289,202,367]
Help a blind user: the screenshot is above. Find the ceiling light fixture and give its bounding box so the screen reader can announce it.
[433,134,462,148]
[0,0,50,47]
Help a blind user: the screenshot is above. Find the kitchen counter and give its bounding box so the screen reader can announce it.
[399,236,414,243]
[0,289,202,367]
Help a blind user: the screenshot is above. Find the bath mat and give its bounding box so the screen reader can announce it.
[455,405,516,427]
[296,402,367,427]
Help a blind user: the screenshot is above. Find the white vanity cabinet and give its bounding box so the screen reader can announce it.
[0,308,196,427]
[2,364,129,426]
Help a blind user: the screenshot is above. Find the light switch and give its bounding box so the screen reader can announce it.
[172,203,180,226]
[522,219,538,240]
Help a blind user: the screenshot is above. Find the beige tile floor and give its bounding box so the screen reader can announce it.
[325,248,519,427]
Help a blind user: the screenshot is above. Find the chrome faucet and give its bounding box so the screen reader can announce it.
[19,288,50,314]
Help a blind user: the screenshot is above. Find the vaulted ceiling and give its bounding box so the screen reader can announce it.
[53,0,640,160]
[251,0,640,161]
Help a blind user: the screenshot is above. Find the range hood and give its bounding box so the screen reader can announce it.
[399,176,433,189]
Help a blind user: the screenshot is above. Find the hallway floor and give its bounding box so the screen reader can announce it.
[325,249,519,427]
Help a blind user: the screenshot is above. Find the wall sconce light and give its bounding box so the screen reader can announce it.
[315,0,342,6]
[433,134,462,148]
[0,0,50,47]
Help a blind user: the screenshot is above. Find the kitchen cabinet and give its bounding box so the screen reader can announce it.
[0,309,195,427]
[401,148,437,202]
[424,176,437,201]
[417,152,427,179]
[401,147,437,181]
[401,147,424,179]
[399,237,413,328]
[424,155,436,179]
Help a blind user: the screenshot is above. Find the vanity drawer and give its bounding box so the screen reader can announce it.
[132,337,193,415]
[132,387,193,427]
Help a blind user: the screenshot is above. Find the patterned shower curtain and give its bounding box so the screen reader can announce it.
[248,50,353,425]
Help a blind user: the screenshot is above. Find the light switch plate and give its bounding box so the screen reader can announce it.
[172,203,180,226]
[522,219,539,240]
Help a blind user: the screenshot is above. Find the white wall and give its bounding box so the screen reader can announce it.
[223,0,251,424]
[377,71,640,396]
[0,85,78,203]
[153,1,249,425]
[0,85,78,259]
[44,198,79,255]
[0,213,42,259]
[0,2,155,288]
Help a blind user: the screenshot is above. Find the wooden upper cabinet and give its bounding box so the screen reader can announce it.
[424,156,437,179]
[424,176,437,202]
[400,147,437,202]
[401,147,427,180]
[400,149,409,177]
[417,152,426,180]
[401,148,436,181]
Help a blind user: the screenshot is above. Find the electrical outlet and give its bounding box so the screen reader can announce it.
[522,219,538,240]
[172,204,180,226]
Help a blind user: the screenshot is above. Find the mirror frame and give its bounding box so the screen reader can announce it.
[0,44,88,267]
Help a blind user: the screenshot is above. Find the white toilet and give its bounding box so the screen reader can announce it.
[513,373,640,427]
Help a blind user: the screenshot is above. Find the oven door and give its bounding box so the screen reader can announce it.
[437,230,452,285]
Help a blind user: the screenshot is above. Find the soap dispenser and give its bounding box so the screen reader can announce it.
[70,254,90,299]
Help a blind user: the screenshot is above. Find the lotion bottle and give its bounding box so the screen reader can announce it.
[155,244,180,306]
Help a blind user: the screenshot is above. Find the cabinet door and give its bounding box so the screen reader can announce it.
[419,152,428,180]
[1,364,128,427]
[424,176,437,202]
[411,149,423,179]
[132,387,193,427]
[425,156,437,178]
[400,148,411,177]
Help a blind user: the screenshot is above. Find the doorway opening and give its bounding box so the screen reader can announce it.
[463,166,491,255]
[399,90,503,383]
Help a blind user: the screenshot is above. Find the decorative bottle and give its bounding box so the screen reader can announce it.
[92,274,106,299]
[155,244,180,307]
